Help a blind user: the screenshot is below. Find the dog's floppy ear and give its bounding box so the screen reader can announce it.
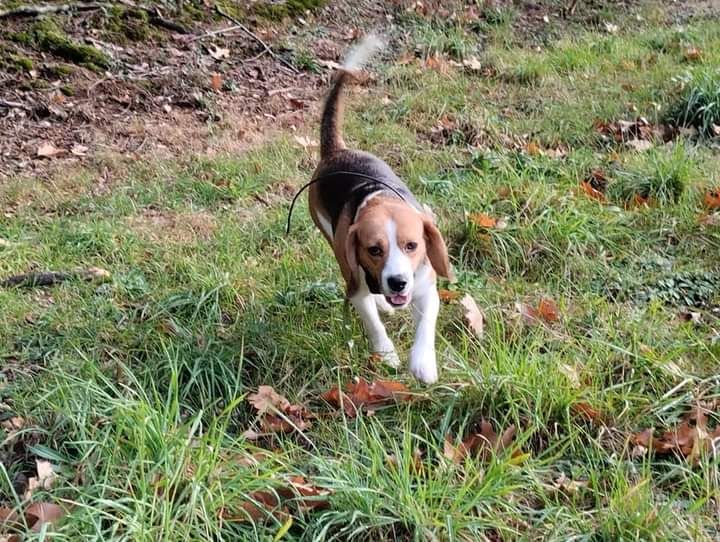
[424,217,454,281]
[333,213,360,296]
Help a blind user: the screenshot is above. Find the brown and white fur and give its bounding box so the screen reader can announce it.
[307,36,453,384]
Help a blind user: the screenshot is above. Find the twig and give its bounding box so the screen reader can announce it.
[1,267,110,288]
[0,2,102,19]
[116,0,190,34]
[563,0,579,17]
[0,99,30,110]
[148,11,190,34]
[214,6,298,74]
[189,23,245,42]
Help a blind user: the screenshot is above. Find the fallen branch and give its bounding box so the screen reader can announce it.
[0,2,102,19]
[0,99,30,111]
[1,267,110,288]
[214,6,298,73]
[189,23,245,42]
[148,11,190,34]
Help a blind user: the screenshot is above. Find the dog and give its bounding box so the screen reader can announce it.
[307,35,453,384]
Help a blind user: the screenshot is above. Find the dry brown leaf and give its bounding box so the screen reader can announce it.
[424,54,450,75]
[246,386,313,435]
[444,420,518,464]
[571,402,604,424]
[537,297,560,322]
[469,213,497,229]
[460,294,484,339]
[36,142,65,158]
[580,180,606,202]
[211,73,222,91]
[248,386,290,414]
[684,46,702,62]
[322,378,413,417]
[704,189,720,210]
[526,141,543,156]
[438,289,461,302]
[25,502,67,532]
[632,404,720,464]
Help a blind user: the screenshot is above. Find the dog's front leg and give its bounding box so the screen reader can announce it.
[350,290,400,368]
[409,286,440,384]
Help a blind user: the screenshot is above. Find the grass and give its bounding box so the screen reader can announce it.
[2,3,720,541]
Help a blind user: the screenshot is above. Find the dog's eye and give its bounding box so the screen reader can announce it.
[405,242,418,252]
[368,246,383,257]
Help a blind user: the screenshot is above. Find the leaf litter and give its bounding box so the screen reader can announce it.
[321,378,415,417]
[243,386,313,439]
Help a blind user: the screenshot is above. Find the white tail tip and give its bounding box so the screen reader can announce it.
[342,33,384,72]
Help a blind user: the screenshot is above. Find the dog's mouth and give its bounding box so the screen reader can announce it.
[386,293,411,307]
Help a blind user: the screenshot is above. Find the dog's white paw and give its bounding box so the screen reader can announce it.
[376,349,401,368]
[374,295,395,314]
[410,346,438,384]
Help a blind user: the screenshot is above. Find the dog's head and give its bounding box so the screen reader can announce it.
[342,198,452,306]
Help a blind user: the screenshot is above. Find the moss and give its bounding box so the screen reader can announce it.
[45,63,75,78]
[253,0,325,21]
[9,54,34,71]
[30,19,111,69]
[104,7,151,42]
[60,84,76,96]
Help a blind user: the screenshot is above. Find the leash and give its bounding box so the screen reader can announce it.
[285,171,408,235]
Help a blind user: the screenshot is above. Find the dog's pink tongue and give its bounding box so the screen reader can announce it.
[391,294,409,305]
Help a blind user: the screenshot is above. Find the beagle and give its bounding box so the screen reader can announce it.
[307,36,453,384]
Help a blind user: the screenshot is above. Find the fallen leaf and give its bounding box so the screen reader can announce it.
[571,402,604,424]
[322,378,413,417]
[424,54,450,75]
[36,142,65,158]
[462,56,483,72]
[469,213,497,228]
[558,364,581,388]
[704,189,720,210]
[554,473,590,494]
[438,289,461,302]
[444,420,519,464]
[684,46,702,62]
[248,386,291,414]
[632,404,720,464]
[580,180,606,202]
[208,44,230,60]
[246,386,313,435]
[460,294,484,338]
[211,73,222,91]
[537,297,560,322]
[35,460,57,490]
[293,135,319,150]
[25,502,66,532]
[625,138,653,152]
[699,213,720,226]
[526,141,543,156]
[70,144,89,156]
[604,22,619,34]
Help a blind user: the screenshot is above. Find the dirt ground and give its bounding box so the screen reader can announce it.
[0,0,715,179]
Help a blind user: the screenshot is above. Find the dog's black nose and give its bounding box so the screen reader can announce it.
[387,276,407,293]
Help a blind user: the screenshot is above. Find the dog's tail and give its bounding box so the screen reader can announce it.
[320,33,383,159]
